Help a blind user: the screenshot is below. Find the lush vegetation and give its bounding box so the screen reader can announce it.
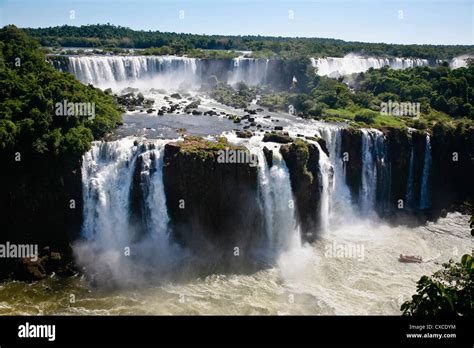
[0,25,122,162]
[401,254,473,315]
[210,81,257,109]
[25,24,473,60]
[175,135,245,159]
[258,61,474,130]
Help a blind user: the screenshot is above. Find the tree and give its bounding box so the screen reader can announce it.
[401,254,473,315]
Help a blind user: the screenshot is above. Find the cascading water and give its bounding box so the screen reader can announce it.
[81,138,140,243]
[78,137,183,285]
[225,132,300,258]
[419,135,432,209]
[67,55,199,89]
[315,142,333,233]
[257,148,299,255]
[449,55,474,68]
[311,54,430,77]
[360,129,377,215]
[405,145,415,211]
[317,127,354,220]
[228,57,270,86]
[63,55,274,90]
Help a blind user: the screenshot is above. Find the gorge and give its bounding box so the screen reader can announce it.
[1,44,472,315]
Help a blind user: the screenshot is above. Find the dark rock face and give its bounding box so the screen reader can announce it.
[162,137,265,261]
[384,128,412,211]
[430,124,474,213]
[263,146,273,167]
[341,128,363,199]
[409,130,428,208]
[280,139,322,241]
[316,137,329,157]
[0,154,82,279]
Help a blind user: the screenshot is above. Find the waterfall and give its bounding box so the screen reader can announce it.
[81,137,172,241]
[262,151,298,253]
[449,55,474,68]
[311,54,430,77]
[243,139,299,258]
[81,137,140,243]
[319,127,353,219]
[419,135,432,209]
[67,55,199,89]
[360,129,377,215]
[62,55,277,89]
[228,57,270,86]
[78,137,182,284]
[315,142,333,233]
[405,145,415,211]
[373,130,390,215]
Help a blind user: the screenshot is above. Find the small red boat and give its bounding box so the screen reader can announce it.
[399,254,422,263]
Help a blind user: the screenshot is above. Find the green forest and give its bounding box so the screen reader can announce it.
[0,25,121,164]
[255,61,474,130]
[25,24,473,60]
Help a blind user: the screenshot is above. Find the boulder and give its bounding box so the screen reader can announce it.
[263,132,293,144]
[236,130,254,139]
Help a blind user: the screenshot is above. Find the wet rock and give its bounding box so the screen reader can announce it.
[263,132,293,144]
[263,146,273,167]
[341,128,363,199]
[280,139,324,241]
[236,130,254,139]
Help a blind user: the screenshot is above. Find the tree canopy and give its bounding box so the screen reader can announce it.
[24,24,473,60]
[0,25,122,162]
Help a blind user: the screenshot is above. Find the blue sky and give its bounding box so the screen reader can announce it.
[1,0,472,45]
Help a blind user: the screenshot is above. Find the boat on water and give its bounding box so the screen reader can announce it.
[399,254,423,263]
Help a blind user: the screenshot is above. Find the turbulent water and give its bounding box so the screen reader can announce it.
[311,54,430,77]
[0,212,469,315]
[0,57,470,315]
